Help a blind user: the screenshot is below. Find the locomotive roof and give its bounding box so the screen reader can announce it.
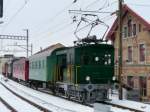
[29,43,65,59]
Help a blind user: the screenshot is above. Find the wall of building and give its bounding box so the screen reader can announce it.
[0,56,13,74]
[114,12,150,101]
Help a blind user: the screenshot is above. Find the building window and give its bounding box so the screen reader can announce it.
[133,24,136,36]
[139,44,145,62]
[128,46,132,62]
[139,24,141,32]
[127,76,134,88]
[128,19,132,37]
[139,76,147,97]
[123,26,127,38]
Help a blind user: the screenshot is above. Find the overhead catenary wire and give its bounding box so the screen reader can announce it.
[83,0,117,11]
[1,0,30,33]
[33,0,117,41]
[84,0,102,9]
[34,22,75,41]
[127,3,150,7]
[98,0,118,10]
[34,22,75,46]
[98,0,109,10]
[32,19,71,38]
[32,0,77,36]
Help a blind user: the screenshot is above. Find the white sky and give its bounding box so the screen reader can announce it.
[0,0,149,57]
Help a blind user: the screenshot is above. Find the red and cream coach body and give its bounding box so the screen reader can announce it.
[13,57,29,81]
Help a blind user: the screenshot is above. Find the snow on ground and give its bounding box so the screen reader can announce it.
[0,75,93,112]
[94,103,131,112]
[110,99,150,112]
[0,83,42,112]
[0,101,10,112]
[1,74,150,112]
[111,107,131,112]
[109,89,150,112]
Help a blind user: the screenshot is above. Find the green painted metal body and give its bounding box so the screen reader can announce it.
[29,44,114,85]
[74,44,114,84]
[29,56,48,81]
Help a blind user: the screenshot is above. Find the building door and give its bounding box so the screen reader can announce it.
[139,76,147,97]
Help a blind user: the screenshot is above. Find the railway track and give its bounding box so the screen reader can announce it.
[5,77,93,108]
[1,77,147,112]
[98,101,145,112]
[37,88,93,107]
[7,82,144,112]
[0,79,83,112]
[0,82,52,112]
[0,96,17,112]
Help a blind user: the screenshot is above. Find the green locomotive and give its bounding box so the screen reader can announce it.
[29,43,114,103]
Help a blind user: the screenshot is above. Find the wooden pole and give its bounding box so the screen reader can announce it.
[118,0,123,100]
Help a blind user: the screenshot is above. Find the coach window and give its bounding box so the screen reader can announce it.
[34,62,36,69]
[39,61,41,69]
[42,60,44,68]
[30,62,32,69]
[32,62,34,69]
[36,61,38,69]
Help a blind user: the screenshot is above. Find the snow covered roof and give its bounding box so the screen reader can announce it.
[106,4,150,41]
[29,43,65,59]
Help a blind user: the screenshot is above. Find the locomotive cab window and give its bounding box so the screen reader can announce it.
[84,55,90,64]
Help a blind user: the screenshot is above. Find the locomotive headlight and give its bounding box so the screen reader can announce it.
[95,57,99,62]
[112,76,116,81]
[86,76,90,81]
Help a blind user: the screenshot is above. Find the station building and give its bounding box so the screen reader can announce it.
[107,5,150,101]
[0,55,14,74]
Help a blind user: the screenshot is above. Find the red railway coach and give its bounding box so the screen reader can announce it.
[13,57,29,81]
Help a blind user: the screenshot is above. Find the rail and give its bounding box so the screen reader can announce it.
[0,82,52,112]
[0,96,17,112]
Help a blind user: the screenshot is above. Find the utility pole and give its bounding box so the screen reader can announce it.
[24,29,29,58]
[0,31,29,56]
[31,44,33,56]
[118,0,123,100]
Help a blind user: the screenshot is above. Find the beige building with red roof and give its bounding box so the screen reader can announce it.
[107,5,150,101]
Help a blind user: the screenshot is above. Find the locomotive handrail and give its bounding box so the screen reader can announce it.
[75,66,81,84]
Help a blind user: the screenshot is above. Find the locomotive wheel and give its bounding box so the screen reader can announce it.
[66,92,71,100]
[80,92,86,104]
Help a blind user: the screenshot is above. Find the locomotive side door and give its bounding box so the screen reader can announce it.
[57,54,67,82]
